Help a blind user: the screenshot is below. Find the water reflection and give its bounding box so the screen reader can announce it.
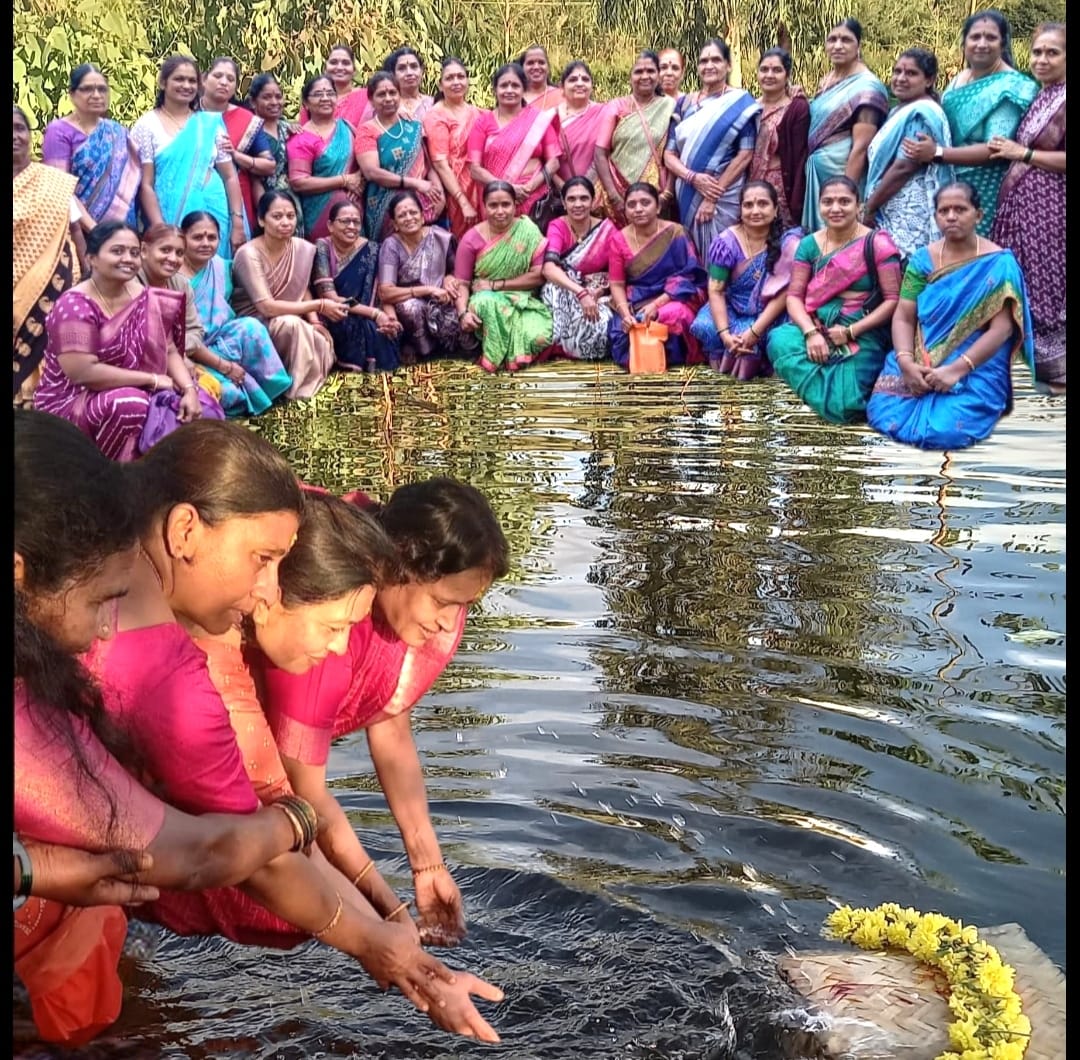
[19,364,1065,1055]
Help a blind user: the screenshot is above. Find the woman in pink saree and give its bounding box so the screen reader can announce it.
[468,62,561,216]
[259,478,511,951]
[554,61,607,189]
[33,221,201,462]
[13,411,307,1046]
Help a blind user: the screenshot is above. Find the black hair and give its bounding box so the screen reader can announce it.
[371,477,510,583]
[155,55,199,110]
[69,63,105,92]
[897,48,940,99]
[740,181,786,274]
[180,210,220,234]
[830,18,864,42]
[86,220,138,256]
[389,189,424,218]
[492,62,527,97]
[383,46,425,76]
[367,70,399,98]
[256,189,299,221]
[560,60,593,87]
[15,410,141,841]
[248,72,281,104]
[301,74,335,104]
[483,179,517,202]
[433,56,468,103]
[128,419,304,536]
[819,174,860,200]
[517,44,556,86]
[961,9,1015,67]
[328,198,362,223]
[279,492,397,606]
[560,175,596,201]
[13,105,30,128]
[326,44,356,64]
[759,47,793,76]
[934,180,982,210]
[625,181,660,204]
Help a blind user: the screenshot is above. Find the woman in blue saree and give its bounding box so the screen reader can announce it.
[767,177,902,424]
[312,200,402,373]
[862,50,953,261]
[867,182,1033,450]
[132,56,246,261]
[42,64,140,227]
[901,10,1038,236]
[607,182,706,369]
[356,72,444,241]
[802,19,889,231]
[180,211,292,416]
[663,38,760,258]
[690,181,800,380]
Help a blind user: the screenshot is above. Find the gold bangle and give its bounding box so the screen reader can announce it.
[352,861,375,887]
[410,861,447,877]
[896,350,915,360]
[960,353,977,373]
[312,893,344,939]
[385,900,410,922]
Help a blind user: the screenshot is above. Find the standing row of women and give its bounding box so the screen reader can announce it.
[16,410,511,1046]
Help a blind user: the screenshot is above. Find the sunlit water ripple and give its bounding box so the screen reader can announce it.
[20,363,1065,1058]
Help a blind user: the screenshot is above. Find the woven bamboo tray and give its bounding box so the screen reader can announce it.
[777,922,1066,1059]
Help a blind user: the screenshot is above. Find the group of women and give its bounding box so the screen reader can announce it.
[14,409,511,1046]
[12,11,1064,452]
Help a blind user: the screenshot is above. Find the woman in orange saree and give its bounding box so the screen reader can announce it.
[424,57,481,239]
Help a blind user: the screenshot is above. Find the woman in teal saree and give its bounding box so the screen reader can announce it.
[901,10,1037,235]
[767,176,902,424]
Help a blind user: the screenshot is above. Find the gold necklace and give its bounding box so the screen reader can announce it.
[738,224,767,256]
[823,225,859,256]
[157,107,189,133]
[937,235,981,270]
[90,276,125,315]
[627,222,659,253]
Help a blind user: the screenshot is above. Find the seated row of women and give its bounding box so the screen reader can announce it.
[15,411,510,1046]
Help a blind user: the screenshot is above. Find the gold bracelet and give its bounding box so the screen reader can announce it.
[411,861,447,877]
[385,900,410,922]
[896,350,915,360]
[960,353,977,373]
[352,861,375,887]
[312,893,344,939]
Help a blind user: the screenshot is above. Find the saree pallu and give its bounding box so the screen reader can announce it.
[865,100,953,261]
[541,216,617,361]
[313,238,399,372]
[690,227,801,378]
[359,118,439,240]
[767,230,900,424]
[13,163,81,400]
[232,238,335,398]
[287,119,357,240]
[942,70,1039,235]
[223,107,265,231]
[557,102,606,182]
[152,112,234,260]
[469,107,560,214]
[990,82,1065,388]
[867,248,1034,449]
[70,120,140,226]
[190,256,292,415]
[669,89,762,257]
[607,223,706,369]
[750,93,810,230]
[424,104,481,239]
[378,228,474,360]
[34,287,185,460]
[803,72,889,230]
[468,218,552,372]
[603,95,676,223]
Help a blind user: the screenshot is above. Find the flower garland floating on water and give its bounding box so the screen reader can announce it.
[823,903,1030,1060]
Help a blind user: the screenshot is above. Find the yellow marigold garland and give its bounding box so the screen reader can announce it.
[823,903,1030,1060]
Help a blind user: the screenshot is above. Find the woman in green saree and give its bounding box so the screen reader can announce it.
[767,176,902,424]
[901,9,1037,235]
[453,181,552,373]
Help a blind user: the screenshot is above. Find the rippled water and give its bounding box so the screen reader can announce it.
[21,364,1066,1057]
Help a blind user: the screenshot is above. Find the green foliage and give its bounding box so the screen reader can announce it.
[14,0,1061,128]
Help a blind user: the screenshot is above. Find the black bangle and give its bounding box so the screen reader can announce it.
[14,835,33,903]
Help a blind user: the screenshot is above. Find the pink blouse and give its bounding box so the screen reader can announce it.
[453,224,547,281]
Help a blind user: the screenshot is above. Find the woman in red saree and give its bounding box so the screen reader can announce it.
[468,62,561,216]
[199,57,276,232]
[259,478,511,951]
[13,411,308,1046]
[424,57,481,239]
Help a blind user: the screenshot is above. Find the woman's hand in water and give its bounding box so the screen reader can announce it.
[424,970,504,1042]
[358,918,456,1012]
[414,866,467,947]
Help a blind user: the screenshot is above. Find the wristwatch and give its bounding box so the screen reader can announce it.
[933,144,945,161]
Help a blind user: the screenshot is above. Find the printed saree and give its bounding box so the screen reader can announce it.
[43,118,140,226]
[601,95,676,221]
[867,247,1034,450]
[358,117,439,240]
